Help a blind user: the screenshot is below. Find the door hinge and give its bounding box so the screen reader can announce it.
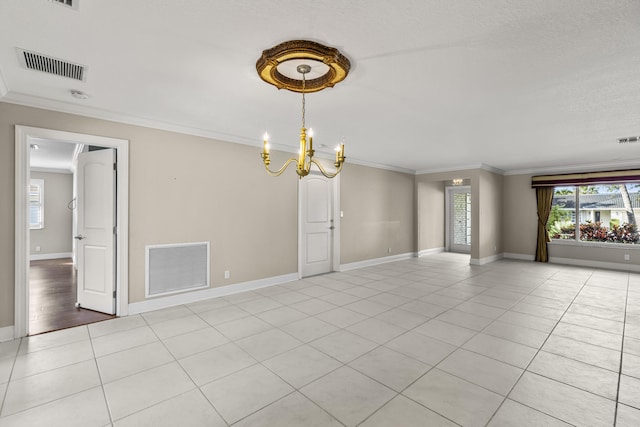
[113,162,117,170]
[113,226,117,234]
[113,290,117,298]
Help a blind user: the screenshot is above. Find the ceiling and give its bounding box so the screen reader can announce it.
[1,0,639,174]
[29,139,77,172]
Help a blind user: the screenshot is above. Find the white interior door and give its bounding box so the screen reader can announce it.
[300,173,334,277]
[76,148,116,313]
[447,186,471,254]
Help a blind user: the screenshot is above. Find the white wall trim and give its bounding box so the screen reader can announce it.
[128,273,299,315]
[503,252,535,261]
[470,253,504,265]
[0,66,8,98]
[30,167,73,174]
[0,326,14,343]
[418,247,445,257]
[30,252,73,261]
[416,163,505,176]
[2,95,414,176]
[345,157,415,175]
[549,257,640,273]
[339,252,417,272]
[15,125,129,338]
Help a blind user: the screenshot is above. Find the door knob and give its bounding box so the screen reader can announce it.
[328,226,335,230]
[74,234,86,240]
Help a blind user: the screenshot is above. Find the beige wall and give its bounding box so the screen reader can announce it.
[477,170,503,260]
[340,163,415,264]
[0,102,419,329]
[30,171,73,256]
[502,174,537,257]
[0,102,299,327]
[416,180,445,251]
[416,169,503,262]
[549,243,640,266]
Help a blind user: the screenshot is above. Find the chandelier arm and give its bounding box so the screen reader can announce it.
[310,158,344,179]
[264,157,299,177]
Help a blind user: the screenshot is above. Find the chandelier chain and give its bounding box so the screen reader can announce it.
[301,72,306,129]
[260,60,345,179]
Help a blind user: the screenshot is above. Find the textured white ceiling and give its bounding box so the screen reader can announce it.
[29,139,77,172]
[1,0,639,174]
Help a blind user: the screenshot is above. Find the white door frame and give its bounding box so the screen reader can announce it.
[298,172,341,278]
[445,185,471,253]
[14,126,129,338]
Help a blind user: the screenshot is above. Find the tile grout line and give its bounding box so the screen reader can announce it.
[88,327,116,426]
[0,338,23,419]
[613,272,631,427]
[483,268,597,426]
[110,309,234,425]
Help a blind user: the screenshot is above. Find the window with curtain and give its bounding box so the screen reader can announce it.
[532,170,640,246]
[29,179,44,229]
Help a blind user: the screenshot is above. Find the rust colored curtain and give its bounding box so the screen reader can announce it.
[535,187,554,262]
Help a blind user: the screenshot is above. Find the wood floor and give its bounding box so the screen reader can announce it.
[29,258,114,335]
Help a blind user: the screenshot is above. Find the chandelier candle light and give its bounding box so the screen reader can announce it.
[257,40,350,178]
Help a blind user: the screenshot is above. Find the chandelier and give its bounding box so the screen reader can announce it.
[256,40,351,178]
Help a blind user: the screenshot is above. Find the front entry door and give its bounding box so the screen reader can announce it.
[447,186,471,253]
[76,148,116,314]
[300,173,334,277]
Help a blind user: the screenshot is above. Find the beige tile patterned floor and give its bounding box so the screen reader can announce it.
[1,252,640,426]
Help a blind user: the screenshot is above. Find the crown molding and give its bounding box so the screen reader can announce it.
[415,163,505,176]
[0,67,9,98]
[2,92,416,176]
[1,92,258,145]
[264,141,415,174]
[346,157,416,175]
[504,160,640,176]
[30,167,73,174]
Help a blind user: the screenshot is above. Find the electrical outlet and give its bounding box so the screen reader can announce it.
[388,247,391,253]
[224,270,230,279]
[35,246,41,252]
[625,254,630,261]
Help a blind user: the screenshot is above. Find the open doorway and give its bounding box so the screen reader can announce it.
[446,185,471,254]
[15,126,129,338]
[28,141,115,334]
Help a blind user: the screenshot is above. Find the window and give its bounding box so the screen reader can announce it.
[29,179,44,229]
[548,183,639,244]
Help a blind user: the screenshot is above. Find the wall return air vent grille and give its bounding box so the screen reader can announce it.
[17,49,86,81]
[145,242,210,297]
[49,0,78,10]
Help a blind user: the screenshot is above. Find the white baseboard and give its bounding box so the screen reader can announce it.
[549,257,640,273]
[128,273,299,315]
[339,252,417,272]
[418,247,445,257]
[470,253,504,265]
[0,325,15,342]
[503,252,535,261]
[30,252,72,261]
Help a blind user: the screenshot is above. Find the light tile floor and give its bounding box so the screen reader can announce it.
[1,253,640,426]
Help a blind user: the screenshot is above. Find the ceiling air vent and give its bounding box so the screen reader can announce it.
[49,0,78,10]
[17,48,87,81]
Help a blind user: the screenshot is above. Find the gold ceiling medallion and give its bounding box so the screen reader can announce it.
[257,40,350,179]
[256,40,350,93]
